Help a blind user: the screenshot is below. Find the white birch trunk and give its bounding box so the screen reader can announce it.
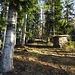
[21,14,27,47]
[1,27,15,73]
[1,5,17,73]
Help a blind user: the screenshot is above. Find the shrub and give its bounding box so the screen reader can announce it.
[63,41,75,51]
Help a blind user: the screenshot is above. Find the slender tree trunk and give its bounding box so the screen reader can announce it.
[53,2,55,35]
[21,14,27,47]
[1,5,17,73]
[2,6,9,51]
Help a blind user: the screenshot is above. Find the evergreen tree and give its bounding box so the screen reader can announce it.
[45,0,63,35]
[63,0,74,34]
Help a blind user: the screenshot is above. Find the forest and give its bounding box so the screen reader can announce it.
[0,0,75,75]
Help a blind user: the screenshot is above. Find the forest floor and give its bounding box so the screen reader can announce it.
[1,39,75,75]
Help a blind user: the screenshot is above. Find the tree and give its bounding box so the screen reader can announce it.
[62,0,74,34]
[45,0,63,36]
[1,0,38,73]
[24,3,40,41]
[17,0,39,46]
[21,14,27,47]
[45,0,74,35]
[1,1,18,73]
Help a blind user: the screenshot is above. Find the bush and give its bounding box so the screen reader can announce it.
[63,41,75,51]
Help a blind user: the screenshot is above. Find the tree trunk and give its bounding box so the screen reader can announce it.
[21,14,27,47]
[1,27,15,73]
[1,5,17,73]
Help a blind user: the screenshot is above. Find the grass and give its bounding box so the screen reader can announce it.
[63,41,75,51]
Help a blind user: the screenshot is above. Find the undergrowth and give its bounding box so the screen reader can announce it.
[63,41,75,51]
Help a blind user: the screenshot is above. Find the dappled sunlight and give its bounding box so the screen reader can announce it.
[3,39,75,75]
[0,43,75,75]
[14,55,70,75]
[27,47,75,57]
[14,47,75,75]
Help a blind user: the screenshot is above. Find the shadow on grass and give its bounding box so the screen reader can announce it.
[4,57,69,75]
[26,44,57,48]
[28,39,48,44]
[14,50,75,68]
[0,50,74,75]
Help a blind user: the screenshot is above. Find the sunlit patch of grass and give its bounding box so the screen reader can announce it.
[47,42,53,46]
[63,41,75,51]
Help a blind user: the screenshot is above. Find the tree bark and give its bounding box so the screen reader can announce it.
[1,5,17,73]
[21,14,27,47]
[1,27,15,73]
